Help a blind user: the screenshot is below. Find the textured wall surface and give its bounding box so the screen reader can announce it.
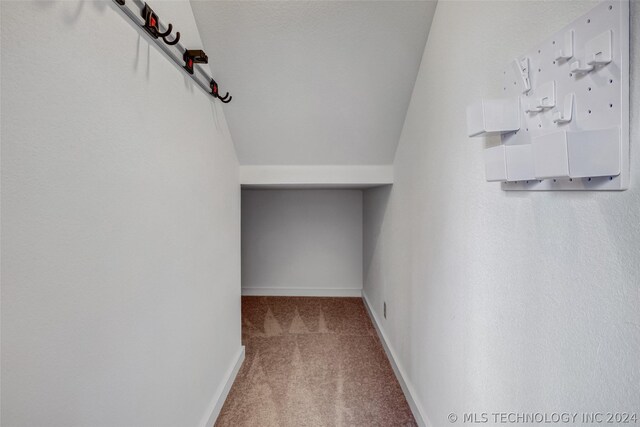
[363,1,640,425]
[1,1,241,426]
[191,1,437,165]
[242,190,363,296]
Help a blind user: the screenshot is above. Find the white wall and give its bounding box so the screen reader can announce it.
[1,2,241,426]
[363,1,640,426]
[242,190,362,296]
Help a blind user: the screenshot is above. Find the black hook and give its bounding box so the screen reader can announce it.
[139,3,180,47]
[155,22,172,38]
[140,3,175,43]
[163,31,180,46]
[217,91,232,103]
[210,79,232,103]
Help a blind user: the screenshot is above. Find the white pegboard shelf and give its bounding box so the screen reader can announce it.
[469,0,630,191]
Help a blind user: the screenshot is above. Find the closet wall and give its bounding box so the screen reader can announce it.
[363,1,640,425]
[1,2,241,426]
[242,189,363,296]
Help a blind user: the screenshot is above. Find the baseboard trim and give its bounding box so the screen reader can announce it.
[241,287,363,297]
[361,292,431,427]
[200,345,245,427]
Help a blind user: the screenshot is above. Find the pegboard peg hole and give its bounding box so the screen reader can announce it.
[587,18,591,23]
[609,5,613,10]
[609,176,613,180]
[609,103,613,108]
[588,87,592,91]
[588,177,592,181]
[588,109,592,114]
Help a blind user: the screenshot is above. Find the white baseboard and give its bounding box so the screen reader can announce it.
[241,287,362,297]
[200,345,245,427]
[361,292,431,427]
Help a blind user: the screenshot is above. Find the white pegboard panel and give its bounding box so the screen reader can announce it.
[477,0,629,191]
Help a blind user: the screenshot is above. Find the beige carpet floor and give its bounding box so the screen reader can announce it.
[215,296,416,427]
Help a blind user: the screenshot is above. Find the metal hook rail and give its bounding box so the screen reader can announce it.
[112,0,231,103]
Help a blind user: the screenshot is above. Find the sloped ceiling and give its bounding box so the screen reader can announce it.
[191,1,437,165]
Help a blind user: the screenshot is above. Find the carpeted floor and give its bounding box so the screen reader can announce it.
[215,296,416,427]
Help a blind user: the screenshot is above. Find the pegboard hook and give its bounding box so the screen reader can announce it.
[554,30,574,61]
[511,57,531,93]
[586,30,613,66]
[552,93,574,124]
[570,60,594,74]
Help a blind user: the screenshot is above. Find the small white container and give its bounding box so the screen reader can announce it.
[531,128,620,179]
[484,145,507,182]
[505,144,535,182]
[467,98,520,137]
[532,131,570,179]
[567,128,620,178]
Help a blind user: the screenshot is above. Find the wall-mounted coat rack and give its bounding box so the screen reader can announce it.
[466,0,629,191]
[113,0,232,103]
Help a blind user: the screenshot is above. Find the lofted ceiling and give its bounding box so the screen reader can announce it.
[191,1,437,165]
